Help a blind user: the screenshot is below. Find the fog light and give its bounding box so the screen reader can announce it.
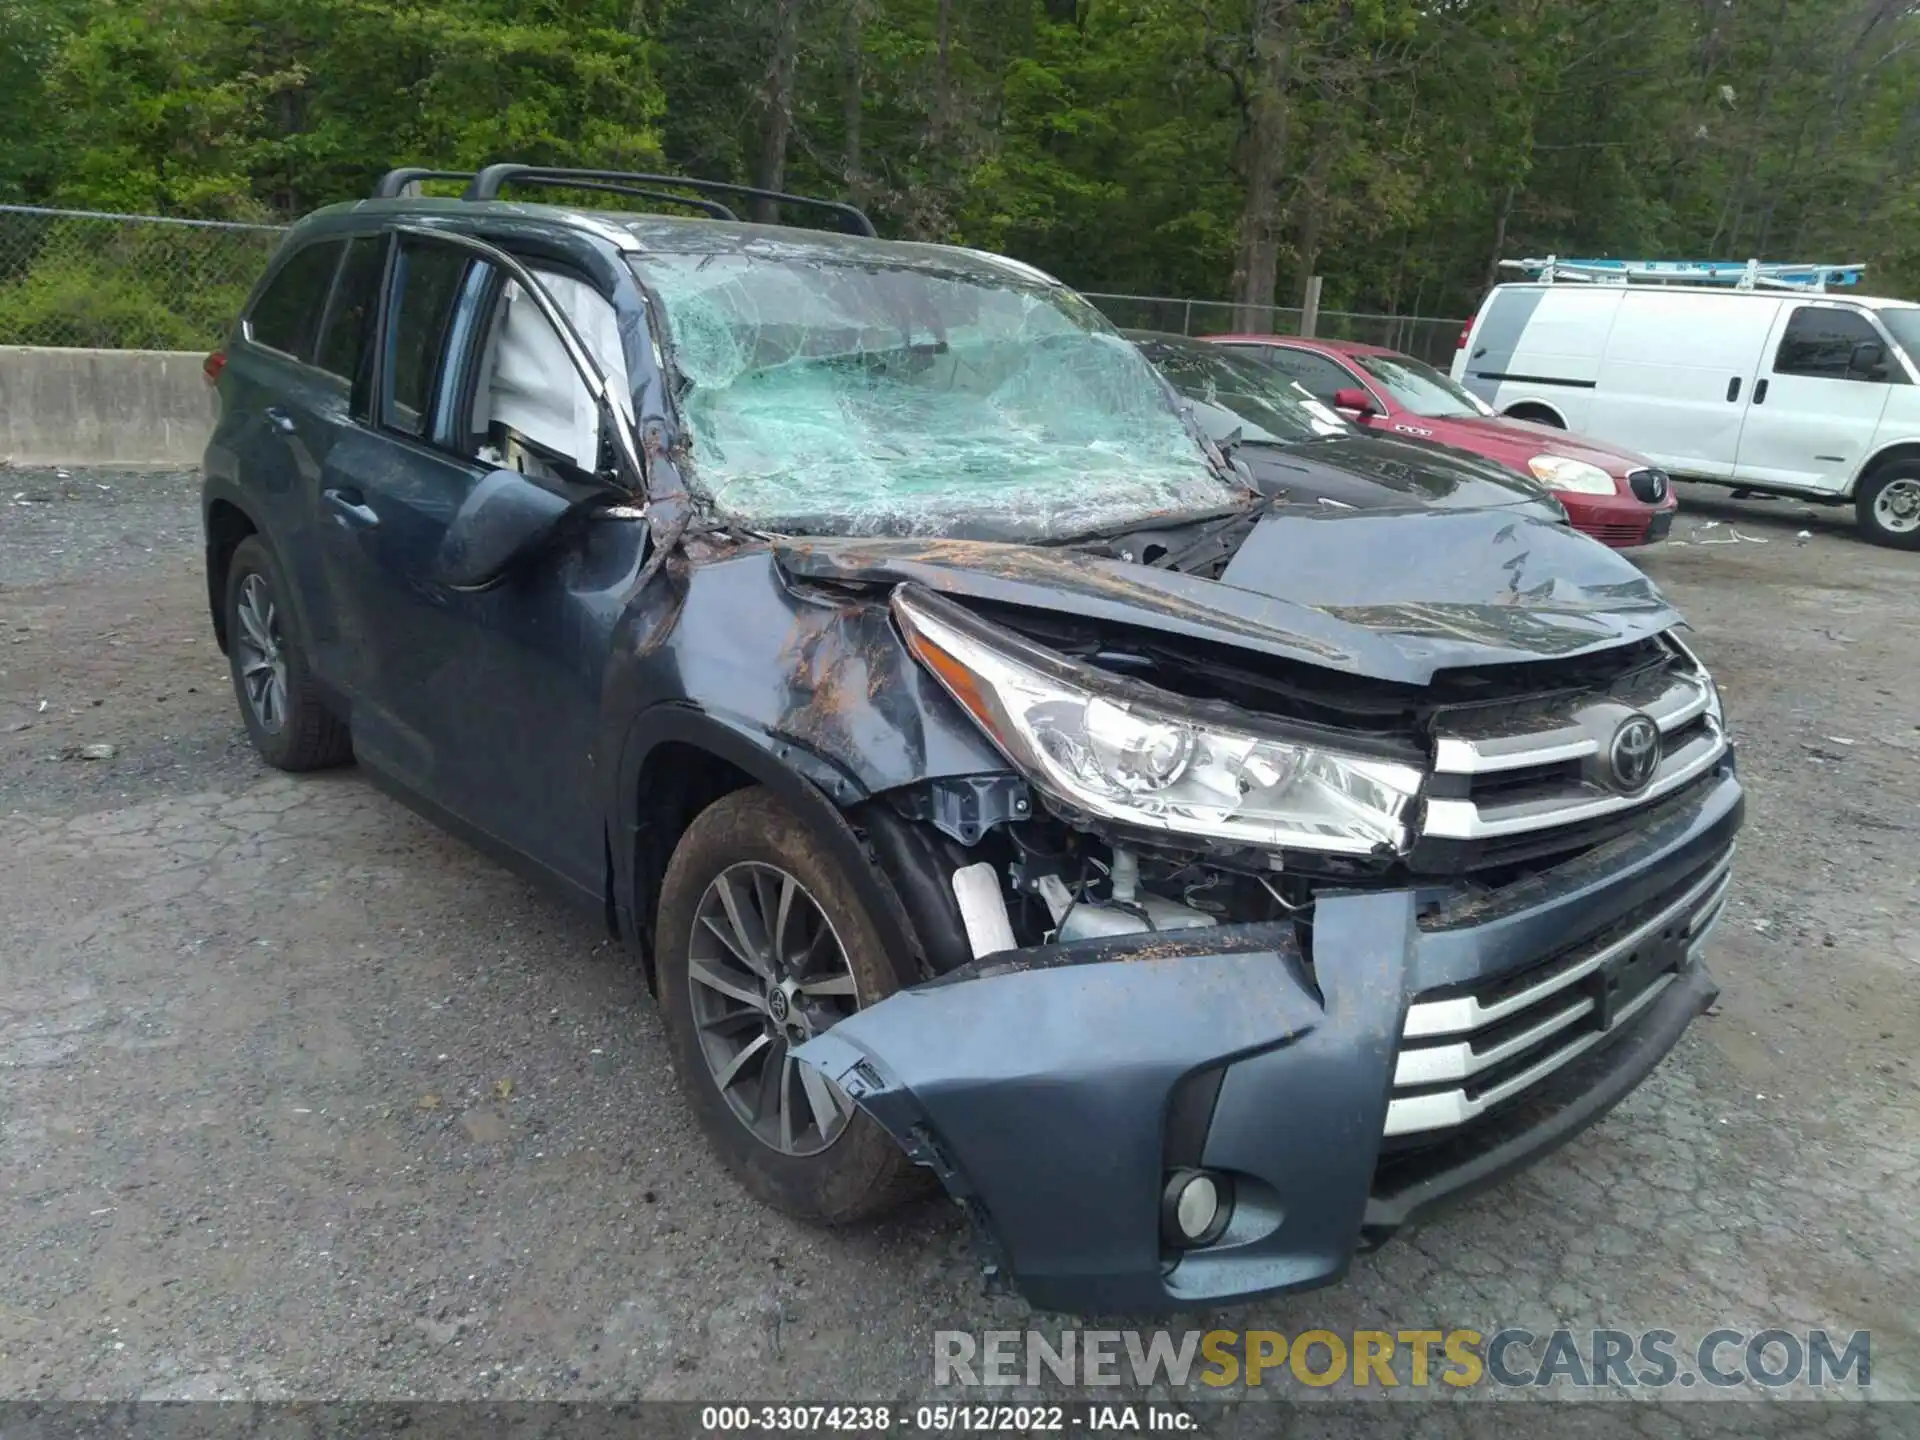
[1161,1168,1231,1248]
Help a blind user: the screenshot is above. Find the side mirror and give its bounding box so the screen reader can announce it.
[1332,386,1378,417]
[1849,340,1886,379]
[436,468,574,590]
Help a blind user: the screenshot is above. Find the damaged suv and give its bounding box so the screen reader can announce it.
[203,167,1742,1316]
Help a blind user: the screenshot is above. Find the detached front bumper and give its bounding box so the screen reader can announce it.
[798,769,1743,1316]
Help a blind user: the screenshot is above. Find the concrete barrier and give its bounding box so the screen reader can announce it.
[0,346,215,467]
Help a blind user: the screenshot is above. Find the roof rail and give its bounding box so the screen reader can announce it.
[372,168,478,199]
[1499,255,1865,292]
[371,167,740,220]
[474,165,877,236]
[368,164,876,235]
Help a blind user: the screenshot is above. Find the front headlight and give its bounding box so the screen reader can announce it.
[892,586,1424,855]
[1527,455,1619,495]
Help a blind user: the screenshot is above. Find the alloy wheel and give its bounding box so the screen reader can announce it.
[686,861,862,1156]
[234,573,289,734]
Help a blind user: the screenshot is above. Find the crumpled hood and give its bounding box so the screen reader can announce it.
[1426,414,1658,475]
[774,507,1680,686]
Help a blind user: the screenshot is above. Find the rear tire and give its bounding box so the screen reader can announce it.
[223,536,353,770]
[1505,404,1564,428]
[1856,463,1920,550]
[656,786,928,1224]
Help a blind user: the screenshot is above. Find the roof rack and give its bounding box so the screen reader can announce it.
[1499,255,1866,293]
[369,164,878,237]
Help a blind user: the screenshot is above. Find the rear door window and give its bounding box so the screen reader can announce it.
[1774,306,1891,381]
[313,236,387,384]
[381,241,473,438]
[246,239,346,360]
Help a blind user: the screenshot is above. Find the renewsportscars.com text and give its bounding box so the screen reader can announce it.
[934,1327,1870,1391]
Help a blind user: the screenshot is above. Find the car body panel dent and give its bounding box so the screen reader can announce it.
[777,506,1680,685]
[797,767,1738,1315]
[1221,507,1679,658]
[797,893,1415,1315]
[601,547,1008,804]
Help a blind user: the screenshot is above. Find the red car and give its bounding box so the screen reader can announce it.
[1204,335,1678,548]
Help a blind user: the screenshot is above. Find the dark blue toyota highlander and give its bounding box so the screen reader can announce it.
[201,165,1742,1316]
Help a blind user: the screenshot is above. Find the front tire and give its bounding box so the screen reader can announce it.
[656,787,927,1224]
[223,536,353,770]
[1856,463,1920,550]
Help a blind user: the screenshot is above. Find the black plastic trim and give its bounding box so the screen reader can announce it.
[1468,371,1597,389]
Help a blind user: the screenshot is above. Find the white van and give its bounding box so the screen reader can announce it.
[1450,261,1920,548]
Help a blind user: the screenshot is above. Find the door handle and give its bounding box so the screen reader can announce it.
[264,405,297,435]
[322,487,380,530]
[1726,376,1742,402]
[1754,378,1770,404]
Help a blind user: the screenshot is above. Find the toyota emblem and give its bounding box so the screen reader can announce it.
[1608,714,1662,793]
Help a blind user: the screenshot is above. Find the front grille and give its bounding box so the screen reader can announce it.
[1628,468,1670,504]
[1385,844,1733,1138]
[1576,518,1652,547]
[1420,643,1726,851]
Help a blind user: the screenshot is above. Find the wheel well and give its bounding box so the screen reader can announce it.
[1504,402,1565,428]
[205,500,257,653]
[1858,443,1920,493]
[630,742,759,983]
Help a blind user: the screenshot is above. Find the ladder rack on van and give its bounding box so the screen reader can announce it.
[1499,256,1865,292]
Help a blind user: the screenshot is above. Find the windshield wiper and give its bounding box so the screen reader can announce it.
[1144,492,1282,573]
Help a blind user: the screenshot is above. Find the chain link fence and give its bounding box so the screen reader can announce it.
[0,205,286,350]
[1083,292,1465,368]
[0,206,1464,362]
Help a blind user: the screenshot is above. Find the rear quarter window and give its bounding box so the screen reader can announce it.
[246,240,346,360]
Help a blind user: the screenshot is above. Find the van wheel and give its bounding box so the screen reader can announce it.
[656,787,928,1224]
[1857,464,1920,550]
[1506,404,1564,428]
[223,537,353,770]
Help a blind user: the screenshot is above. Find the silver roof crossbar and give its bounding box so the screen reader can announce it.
[1499,255,1866,293]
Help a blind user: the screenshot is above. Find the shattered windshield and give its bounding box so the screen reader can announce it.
[634,249,1242,539]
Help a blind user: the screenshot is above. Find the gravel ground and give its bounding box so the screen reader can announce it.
[2,470,1917,1422]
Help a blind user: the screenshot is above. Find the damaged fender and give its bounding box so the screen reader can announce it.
[794,891,1419,1316]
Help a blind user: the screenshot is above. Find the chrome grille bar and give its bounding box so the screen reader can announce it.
[1394,992,1593,1087]
[1431,670,1710,778]
[1384,844,1734,1139]
[1422,720,1726,840]
[1384,974,1677,1137]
